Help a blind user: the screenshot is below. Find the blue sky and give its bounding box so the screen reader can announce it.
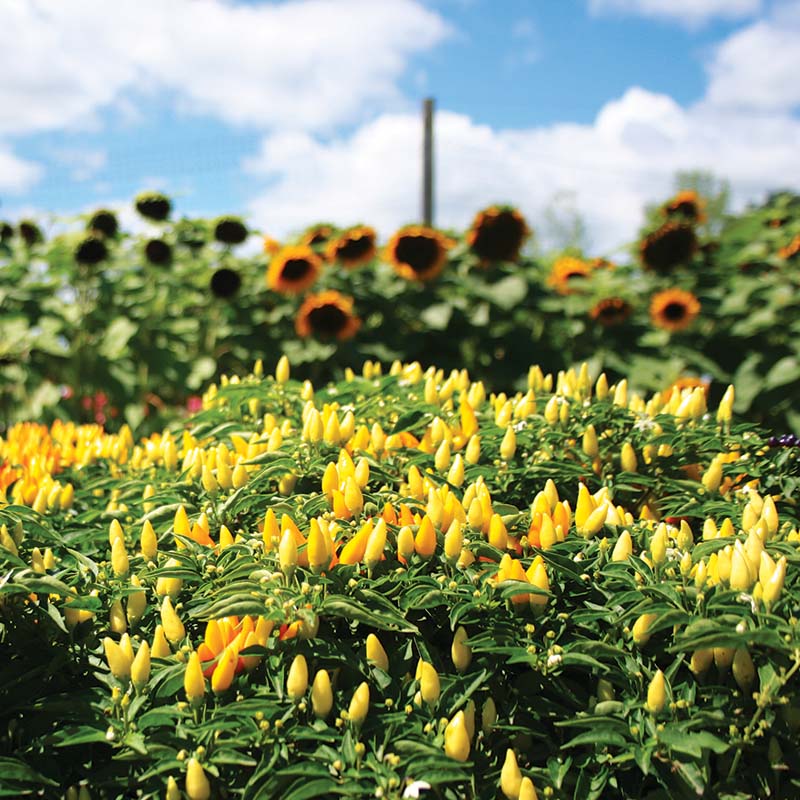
[1,0,799,251]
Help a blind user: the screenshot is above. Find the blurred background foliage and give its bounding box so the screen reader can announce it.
[2,181,799,435]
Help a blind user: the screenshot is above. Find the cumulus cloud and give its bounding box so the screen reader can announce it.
[588,0,762,26]
[0,145,44,194]
[245,87,800,253]
[704,1,800,111]
[0,0,449,136]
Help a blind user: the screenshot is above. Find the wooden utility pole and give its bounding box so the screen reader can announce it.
[422,98,434,226]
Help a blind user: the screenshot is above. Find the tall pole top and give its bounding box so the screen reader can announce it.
[422,97,435,227]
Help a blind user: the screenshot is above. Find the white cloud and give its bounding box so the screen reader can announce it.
[588,0,762,26]
[704,2,800,111]
[0,144,43,194]
[0,0,449,136]
[245,87,800,253]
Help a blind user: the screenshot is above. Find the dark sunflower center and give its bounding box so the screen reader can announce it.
[565,271,586,282]
[336,235,374,262]
[214,219,248,245]
[395,235,440,273]
[282,258,312,282]
[19,222,42,246]
[136,194,171,221]
[307,229,331,245]
[308,304,348,336]
[75,237,108,265]
[472,212,525,261]
[1,222,15,242]
[643,225,696,271]
[145,239,172,265]
[598,302,624,321]
[88,211,118,238]
[673,201,698,218]
[663,302,687,321]
[210,268,241,298]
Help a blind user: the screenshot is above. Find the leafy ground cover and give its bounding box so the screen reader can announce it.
[2,358,800,799]
[2,190,800,433]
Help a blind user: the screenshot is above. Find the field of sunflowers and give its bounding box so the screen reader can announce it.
[2,188,800,799]
[2,188,800,435]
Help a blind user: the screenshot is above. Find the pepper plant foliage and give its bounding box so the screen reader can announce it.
[1,359,800,799]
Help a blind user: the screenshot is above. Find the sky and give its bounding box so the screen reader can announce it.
[1,0,799,253]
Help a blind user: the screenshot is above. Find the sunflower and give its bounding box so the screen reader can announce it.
[135,191,171,221]
[466,205,530,263]
[144,238,172,265]
[548,256,592,294]
[663,190,706,223]
[1,222,14,243]
[296,291,360,341]
[640,222,698,272]
[210,268,242,298]
[267,245,323,294]
[18,220,43,247]
[74,235,108,266]
[778,234,800,261]
[589,297,632,326]
[385,225,454,282]
[325,226,377,268]
[213,216,248,245]
[767,216,789,228]
[650,288,701,332]
[87,209,118,238]
[301,223,336,249]
[263,236,281,257]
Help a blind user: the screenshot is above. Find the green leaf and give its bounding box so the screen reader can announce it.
[99,316,138,359]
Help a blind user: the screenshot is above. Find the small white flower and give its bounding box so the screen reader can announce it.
[403,781,431,799]
[547,654,562,668]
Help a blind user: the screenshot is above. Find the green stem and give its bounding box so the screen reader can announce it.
[726,648,800,782]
